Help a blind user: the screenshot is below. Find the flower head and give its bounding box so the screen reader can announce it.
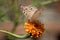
[24,20,44,38]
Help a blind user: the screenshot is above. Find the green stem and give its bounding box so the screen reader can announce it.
[0,30,30,39]
[41,0,58,6]
[32,0,59,6]
[11,0,19,32]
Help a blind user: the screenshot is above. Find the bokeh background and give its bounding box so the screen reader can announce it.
[0,0,60,40]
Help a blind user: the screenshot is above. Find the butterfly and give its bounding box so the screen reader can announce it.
[20,5,41,21]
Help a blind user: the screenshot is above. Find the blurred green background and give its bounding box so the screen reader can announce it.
[0,0,26,40]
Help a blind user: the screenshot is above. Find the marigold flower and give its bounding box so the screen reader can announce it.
[24,20,44,38]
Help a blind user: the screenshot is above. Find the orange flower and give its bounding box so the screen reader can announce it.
[24,20,44,38]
